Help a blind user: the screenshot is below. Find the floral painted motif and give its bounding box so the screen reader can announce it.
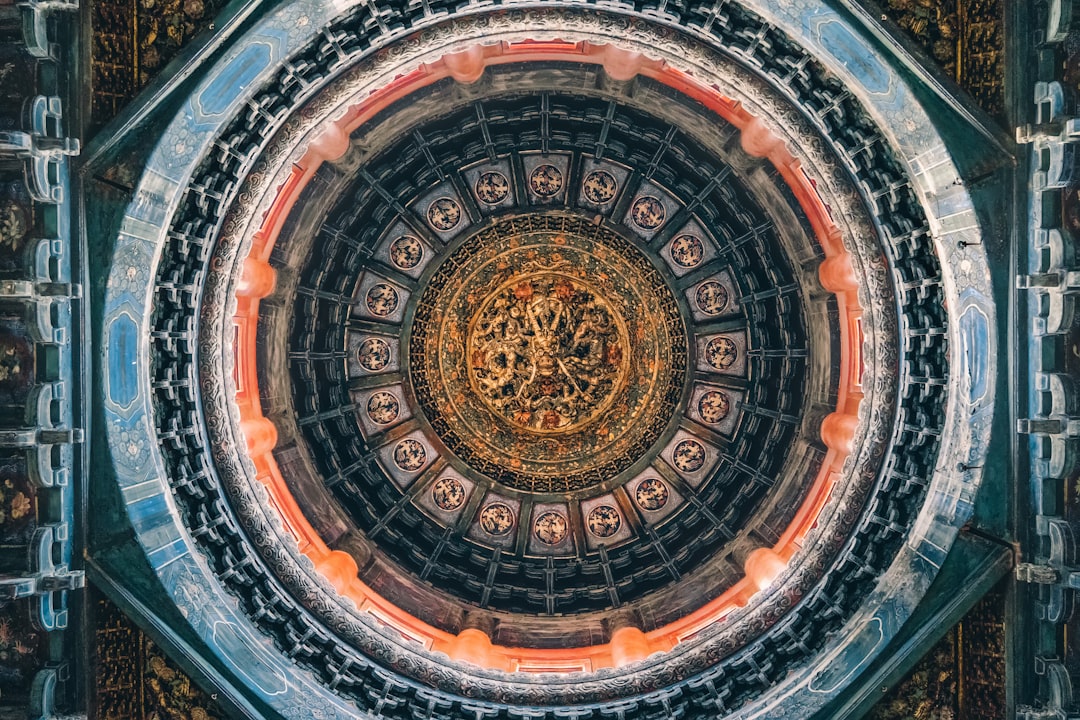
[105,240,152,296]
[144,635,221,720]
[108,419,151,472]
[0,606,39,696]
[0,320,33,407]
[0,455,35,538]
[0,337,26,388]
[0,199,28,255]
[9,492,30,521]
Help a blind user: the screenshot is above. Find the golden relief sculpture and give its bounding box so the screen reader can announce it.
[410,214,686,493]
[468,272,629,433]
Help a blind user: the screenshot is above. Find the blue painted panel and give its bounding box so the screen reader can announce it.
[960,305,990,404]
[815,20,891,95]
[127,492,173,534]
[808,617,884,693]
[146,537,189,568]
[107,314,139,409]
[212,621,290,696]
[197,42,273,118]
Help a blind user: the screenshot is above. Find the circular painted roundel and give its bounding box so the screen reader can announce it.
[696,281,729,315]
[431,476,467,511]
[587,505,622,537]
[673,440,706,472]
[390,235,423,269]
[476,171,510,204]
[366,391,400,425]
[705,336,738,369]
[366,283,399,316]
[631,196,665,229]
[534,511,568,545]
[357,337,391,371]
[671,234,704,267]
[427,197,462,230]
[582,170,617,203]
[530,164,563,196]
[635,477,670,510]
[479,502,514,536]
[394,439,426,471]
[699,391,731,423]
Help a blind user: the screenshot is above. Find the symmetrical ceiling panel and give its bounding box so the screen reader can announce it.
[261,81,821,634]
[92,0,996,718]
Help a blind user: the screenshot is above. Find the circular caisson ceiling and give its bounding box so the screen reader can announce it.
[260,76,824,636]
[98,1,996,718]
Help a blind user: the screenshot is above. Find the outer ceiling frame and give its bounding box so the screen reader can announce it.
[88,0,996,718]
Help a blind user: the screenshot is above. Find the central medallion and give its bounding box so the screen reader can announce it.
[410,215,687,493]
[467,272,630,433]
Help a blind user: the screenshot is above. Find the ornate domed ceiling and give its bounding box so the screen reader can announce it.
[256,75,828,638]
[93,0,997,717]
